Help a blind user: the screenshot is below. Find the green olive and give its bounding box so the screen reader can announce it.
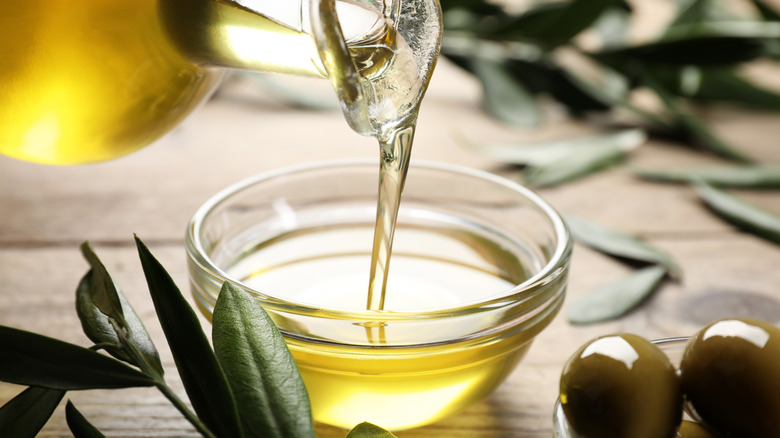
[680,318,780,438]
[676,420,717,438]
[560,333,682,438]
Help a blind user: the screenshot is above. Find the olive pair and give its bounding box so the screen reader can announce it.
[560,318,780,438]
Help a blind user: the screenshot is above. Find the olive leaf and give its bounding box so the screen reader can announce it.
[212,282,315,438]
[78,242,127,326]
[505,59,613,114]
[657,67,780,110]
[523,130,644,187]
[644,73,755,163]
[492,0,624,47]
[456,132,577,165]
[560,62,672,131]
[0,386,65,438]
[460,129,644,187]
[564,215,682,280]
[470,57,542,126]
[593,6,632,50]
[665,0,715,29]
[134,236,243,438]
[595,28,768,68]
[77,242,163,376]
[0,326,154,390]
[441,0,780,164]
[439,0,505,15]
[634,165,780,188]
[460,129,644,165]
[693,181,780,245]
[567,265,668,324]
[750,0,780,21]
[524,142,625,187]
[346,422,399,438]
[66,401,106,438]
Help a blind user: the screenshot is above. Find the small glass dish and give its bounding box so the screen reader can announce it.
[552,337,690,438]
[186,159,572,430]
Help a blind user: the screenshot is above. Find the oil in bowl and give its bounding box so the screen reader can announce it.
[187,160,572,430]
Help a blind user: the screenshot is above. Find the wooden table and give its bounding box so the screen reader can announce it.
[2,55,780,437]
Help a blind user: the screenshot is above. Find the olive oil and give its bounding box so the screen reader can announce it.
[300,0,441,312]
[187,158,571,430]
[366,126,414,309]
[3,0,436,312]
[0,0,221,164]
[291,321,535,430]
[221,221,542,430]
[228,223,528,314]
[0,0,408,164]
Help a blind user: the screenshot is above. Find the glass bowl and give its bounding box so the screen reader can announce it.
[186,159,572,430]
[552,337,690,438]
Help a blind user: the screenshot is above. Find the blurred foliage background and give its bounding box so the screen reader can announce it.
[439,0,780,164]
[433,0,780,322]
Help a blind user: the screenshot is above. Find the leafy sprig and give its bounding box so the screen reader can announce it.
[564,215,680,324]
[445,0,780,322]
[458,128,646,187]
[0,236,395,438]
[441,0,780,163]
[565,184,780,323]
[693,180,780,245]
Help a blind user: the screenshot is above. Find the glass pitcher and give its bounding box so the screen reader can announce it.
[0,0,441,165]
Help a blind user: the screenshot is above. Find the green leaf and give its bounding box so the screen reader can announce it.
[490,2,567,39]
[561,60,631,104]
[694,181,780,245]
[666,0,716,29]
[504,59,613,113]
[523,130,645,187]
[459,129,644,166]
[0,326,154,390]
[595,26,770,68]
[66,401,106,438]
[665,67,780,111]
[77,243,163,377]
[212,282,315,438]
[593,6,632,49]
[564,215,682,280]
[346,422,398,438]
[470,57,542,126]
[134,236,243,438]
[461,129,644,187]
[567,265,668,324]
[665,20,780,40]
[634,165,780,188]
[644,74,755,163]
[76,272,125,359]
[79,242,126,326]
[0,386,65,438]
[524,143,623,187]
[555,61,673,131]
[440,0,506,16]
[749,0,780,21]
[493,0,623,47]
[441,4,509,35]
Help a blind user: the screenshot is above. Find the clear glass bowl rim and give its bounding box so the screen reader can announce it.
[185,158,573,321]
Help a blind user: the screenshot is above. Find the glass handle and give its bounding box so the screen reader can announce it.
[309,0,372,136]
